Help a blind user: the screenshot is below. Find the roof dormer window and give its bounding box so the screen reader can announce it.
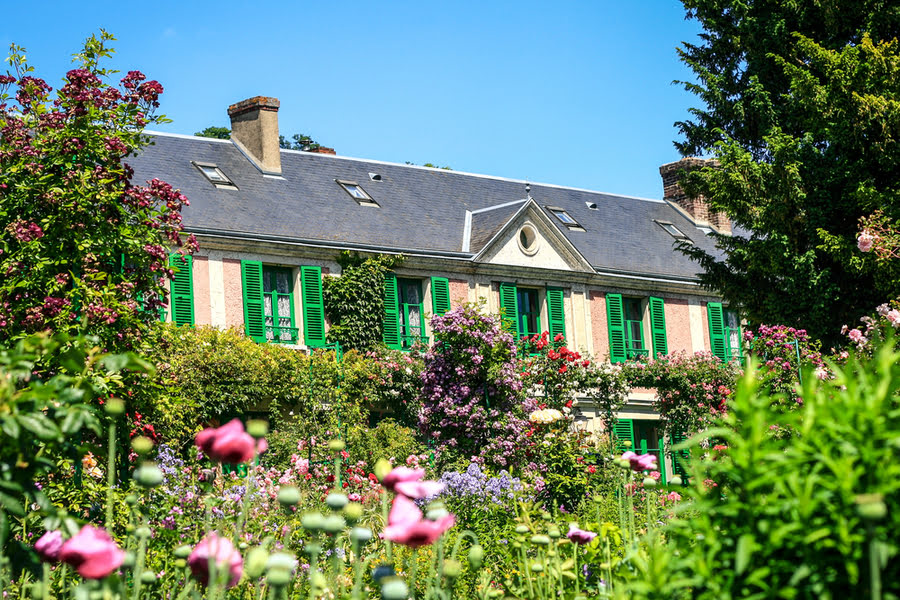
[193,162,236,189]
[546,206,584,230]
[337,180,379,206]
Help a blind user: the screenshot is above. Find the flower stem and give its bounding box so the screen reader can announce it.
[105,420,116,530]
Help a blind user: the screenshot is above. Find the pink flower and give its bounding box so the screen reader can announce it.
[34,530,63,562]
[848,329,866,344]
[381,466,425,492]
[858,231,875,252]
[195,419,257,464]
[58,525,124,579]
[887,310,900,328]
[620,451,658,472]
[394,480,445,499]
[187,533,243,588]
[566,523,597,545]
[383,495,455,548]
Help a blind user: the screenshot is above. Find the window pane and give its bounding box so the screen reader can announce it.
[277,294,291,320]
[264,294,274,317]
[275,271,291,294]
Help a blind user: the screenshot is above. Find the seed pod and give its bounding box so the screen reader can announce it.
[267,567,292,587]
[301,512,325,532]
[669,476,683,486]
[326,492,349,510]
[515,525,529,534]
[380,578,409,600]
[246,419,269,439]
[244,546,269,579]
[328,439,345,452]
[322,514,346,534]
[467,544,484,569]
[104,398,125,416]
[131,436,154,456]
[530,535,550,546]
[134,527,151,539]
[531,562,544,573]
[349,527,373,544]
[642,477,657,488]
[278,486,301,506]
[140,571,157,584]
[174,545,192,559]
[133,464,163,488]
[547,527,561,539]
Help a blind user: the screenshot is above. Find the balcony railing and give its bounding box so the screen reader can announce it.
[625,346,649,360]
[400,329,429,350]
[265,325,300,345]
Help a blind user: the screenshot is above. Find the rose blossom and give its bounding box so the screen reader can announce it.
[858,231,875,252]
[58,525,124,579]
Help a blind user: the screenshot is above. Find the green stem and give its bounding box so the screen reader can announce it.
[869,534,882,600]
[573,543,580,598]
[409,547,419,600]
[382,491,392,562]
[106,421,116,530]
[130,523,148,600]
[42,563,50,600]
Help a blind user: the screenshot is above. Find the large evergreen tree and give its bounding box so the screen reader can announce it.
[675,1,900,344]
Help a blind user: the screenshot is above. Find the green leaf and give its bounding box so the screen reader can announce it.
[735,533,754,575]
[17,413,61,441]
[0,415,20,440]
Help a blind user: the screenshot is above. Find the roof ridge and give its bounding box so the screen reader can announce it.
[143,130,665,203]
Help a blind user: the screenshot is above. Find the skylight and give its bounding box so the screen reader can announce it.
[193,162,236,188]
[546,206,582,229]
[657,221,690,240]
[337,180,378,206]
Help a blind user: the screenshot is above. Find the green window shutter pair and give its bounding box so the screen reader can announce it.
[707,302,727,361]
[606,293,667,361]
[169,253,194,326]
[670,431,690,479]
[431,277,451,316]
[499,282,520,338]
[383,273,402,350]
[241,261,326,345]
[546,287,566,342]
[612,418,635,452]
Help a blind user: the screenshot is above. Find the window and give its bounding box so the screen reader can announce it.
[337,180,378,206]
[623,298,647,359]
[612,418,668,483]
[547,206,582,228]
[383,275,428,350]
[707,302,742,362]
[517,288,541,340]
[262,267,297,344]
[193,162,236,188]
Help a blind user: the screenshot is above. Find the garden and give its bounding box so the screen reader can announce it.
[4,15,900,600]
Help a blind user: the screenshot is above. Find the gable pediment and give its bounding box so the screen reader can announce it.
[472,201,594,273]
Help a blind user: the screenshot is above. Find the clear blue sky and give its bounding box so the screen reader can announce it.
[1,1,702,200]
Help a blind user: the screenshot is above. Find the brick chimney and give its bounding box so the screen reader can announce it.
[228,96,281,175]
[309,146,336,155]
[659,158,731,234]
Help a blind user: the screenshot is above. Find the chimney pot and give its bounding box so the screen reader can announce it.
[228,96,281,175]
[308,146,336,155]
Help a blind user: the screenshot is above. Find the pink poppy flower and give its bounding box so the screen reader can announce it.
[566,523,597,545]
[381,466,425,492]
[620,451,658,472]
[34,530,64,562]
[195,419,256,464]
[383,495,455,548]
[394,480,445,499]
[58,525,124,579]
[187,532,243,588]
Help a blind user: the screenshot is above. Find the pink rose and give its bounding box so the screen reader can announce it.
[858,232,875,252]
[58,525,124,579]
[34,530,64,562]
[195,419,257,464]
[887,310,900,328]
[187,532,243,588]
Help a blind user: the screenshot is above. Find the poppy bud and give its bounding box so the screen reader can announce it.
[467,544,484,569]
[374,458,392,482]
[131,436,154,456]
[381,578,409,600]
[105,398,125,416]
[134,464,163,488]
[328,439,345,452]
[246,420,268,439]
[277,486,301,506]
[343,502,364,522]
[443,559,462,579]
[301,512,325,532]
[669,476,683,486]
[326,492,349,510]
[244,546,268,579]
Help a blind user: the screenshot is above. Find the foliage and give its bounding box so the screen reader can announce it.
[193,126,230,139]
[0,333,153,571]
[341,346,424,430]
[344,419,423,469]
[746,323,826,408]
[658,345,900,599]
[624,351,738,437]
[419,303,532,469]
[322,252,400,352]
[675,2,900,345]
[279,133,322,151]
[136,325,362,446]
[0,32,196,349]
[843,299,900,358]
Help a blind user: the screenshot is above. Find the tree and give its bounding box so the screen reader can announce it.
[279,133,321,151]
[0,32,196,349]
[675,1,900,344]
[194,126,230,139]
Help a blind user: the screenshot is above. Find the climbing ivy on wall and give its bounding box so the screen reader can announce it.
[322,252,400,352]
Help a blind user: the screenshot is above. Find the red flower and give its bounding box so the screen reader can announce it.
[586,465,597,474]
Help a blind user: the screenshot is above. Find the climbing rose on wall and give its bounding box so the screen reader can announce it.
[419,303,533,469]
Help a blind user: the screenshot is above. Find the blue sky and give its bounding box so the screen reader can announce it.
[2,1,702,199]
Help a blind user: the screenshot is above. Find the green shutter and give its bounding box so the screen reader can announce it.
[301,266,326,347]
[431,277,451,316]
[383,273,401,349]
[648,296,668,358]
[169,254,194,326]
[606,293,627,363]
[707,302,727,361]
[612,418,634,452]
[546,287,566,342]
[499,282,520,339]
[671,431,690,479]
[241,260,266,343]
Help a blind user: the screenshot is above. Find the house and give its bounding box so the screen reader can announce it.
[130,96,743,476]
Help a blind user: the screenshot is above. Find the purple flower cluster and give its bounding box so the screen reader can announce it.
[419,305,532,468]
[439,463,527,505]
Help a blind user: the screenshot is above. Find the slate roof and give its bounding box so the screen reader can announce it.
[130,132,725,280]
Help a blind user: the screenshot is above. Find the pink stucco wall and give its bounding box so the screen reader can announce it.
[449,278,468,309]
[664,297,690,354]
[223,258,244,329]
[700,303,710,352]
[589,290,610,360]
[192,256,211,326]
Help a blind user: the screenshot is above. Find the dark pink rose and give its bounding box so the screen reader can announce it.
[58,525,124,579]
[195,419,256,464]
[34,530,64,562]
[187,532,243,587]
